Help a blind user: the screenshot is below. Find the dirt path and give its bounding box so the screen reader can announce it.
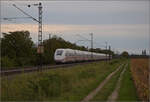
[81,63,125,102]
[107,63,128,102]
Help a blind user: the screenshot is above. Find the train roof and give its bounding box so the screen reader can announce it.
[55,48,106,55]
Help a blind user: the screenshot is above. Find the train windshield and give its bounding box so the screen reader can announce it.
[56,50,63,56]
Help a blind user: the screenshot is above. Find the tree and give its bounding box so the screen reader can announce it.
[121,51,129,58]
[1,31,36,67]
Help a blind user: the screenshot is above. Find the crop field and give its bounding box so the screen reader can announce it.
[1,59,124,101]
[130,58,149,101]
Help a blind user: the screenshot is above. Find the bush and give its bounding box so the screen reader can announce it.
[25,74,61,100]
[1,56,16,69]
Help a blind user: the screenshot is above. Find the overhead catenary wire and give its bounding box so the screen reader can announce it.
[76,34,91,41]
[12,4,39,23]
[3,17,31,20]
[76,34,107,49]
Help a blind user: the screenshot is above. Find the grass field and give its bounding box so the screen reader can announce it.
[1,59,125,101]
[117,63,139,101]
[130,58,149,101]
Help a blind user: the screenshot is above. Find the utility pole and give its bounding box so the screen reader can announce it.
[109,45,111,61]
[49,34,51,40]
[90,33,93,59]
[38,2,43,52]
[12,2,43,70]
[105,42,108,62]
[37,3,43,70]
[48,34,51,60]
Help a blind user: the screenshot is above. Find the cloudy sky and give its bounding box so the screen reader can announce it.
[1,0,150,54]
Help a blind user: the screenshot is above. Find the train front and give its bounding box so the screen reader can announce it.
[54,49,66,63]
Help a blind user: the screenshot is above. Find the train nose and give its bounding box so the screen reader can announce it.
[55,56,62,59]
[54,55,64,60]
[54,56,65,63]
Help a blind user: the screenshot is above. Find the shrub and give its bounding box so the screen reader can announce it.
[1,56,16,69]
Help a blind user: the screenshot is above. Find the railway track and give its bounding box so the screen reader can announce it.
[0,61,103,77]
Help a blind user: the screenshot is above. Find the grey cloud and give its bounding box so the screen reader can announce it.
[1,1,149,25]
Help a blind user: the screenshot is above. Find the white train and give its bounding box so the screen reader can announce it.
[54,48,110,63]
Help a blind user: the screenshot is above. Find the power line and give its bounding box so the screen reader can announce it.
[76,34,91,41]
[76,34,108,50]
[76,33,94,58]
[2,17,31,20]
[12,4,39,23]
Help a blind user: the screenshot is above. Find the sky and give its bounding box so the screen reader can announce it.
[1,0,150,55]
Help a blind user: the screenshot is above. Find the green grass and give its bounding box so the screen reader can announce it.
[1,59,125,101]
[92,62,124,101]
[117,62,139,101]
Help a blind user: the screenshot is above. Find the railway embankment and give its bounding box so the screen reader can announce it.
[1,59,125,101]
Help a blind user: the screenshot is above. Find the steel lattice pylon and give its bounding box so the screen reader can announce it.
[38,2,42,47]
[37,2,43,70]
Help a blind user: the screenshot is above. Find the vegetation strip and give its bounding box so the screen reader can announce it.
[1,61,100,77]
[117,61,139,101]
[91,63,124,101]
[1,59,125,101]
[81,63,124,102]
[107,63,128,102]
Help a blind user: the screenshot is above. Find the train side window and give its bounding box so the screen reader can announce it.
[68,53,71,56]
[66,53,68,56]
[56,50,63,56]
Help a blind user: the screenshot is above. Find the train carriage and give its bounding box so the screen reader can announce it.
[54,48,110,63]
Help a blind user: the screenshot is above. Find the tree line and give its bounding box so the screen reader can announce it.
[1,31,123,69]
[1,31,88,69]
